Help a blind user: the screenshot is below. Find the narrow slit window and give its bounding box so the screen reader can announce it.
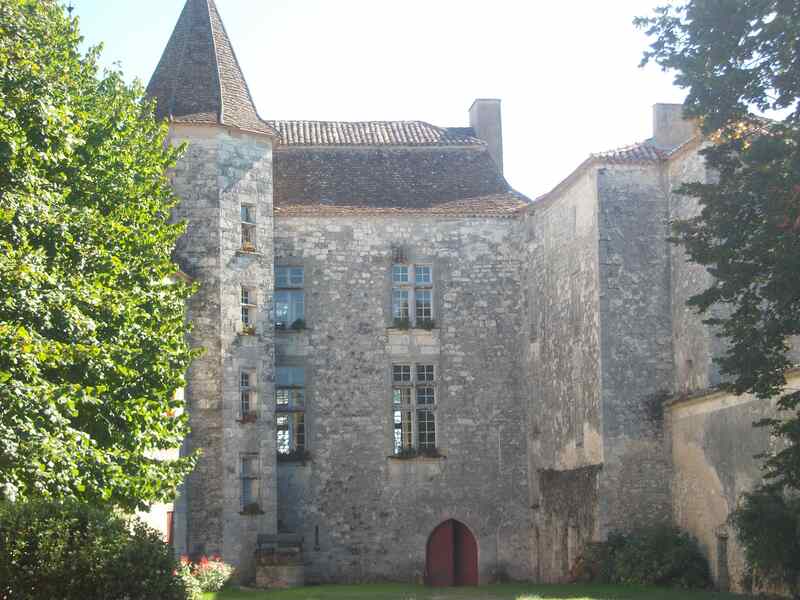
[240,454,259,509]
[241,204,256,251]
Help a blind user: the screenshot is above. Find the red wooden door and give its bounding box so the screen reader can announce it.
[426,520,455,586]
[426,520,478,587]
[453,521,478,586]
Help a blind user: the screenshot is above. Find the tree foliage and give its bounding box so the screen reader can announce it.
[0,0,197,510]
[638,1,800,593]
[638,0,800,485]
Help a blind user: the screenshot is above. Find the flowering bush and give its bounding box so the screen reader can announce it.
[176,557,203,600]
[178,555,234,594]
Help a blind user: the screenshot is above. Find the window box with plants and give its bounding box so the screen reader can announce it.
[389,447,444,460]
[277,449,311,464]
[240,502,264,516]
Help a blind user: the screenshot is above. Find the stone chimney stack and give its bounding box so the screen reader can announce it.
[652,103,698,150]
[469,98,503,174]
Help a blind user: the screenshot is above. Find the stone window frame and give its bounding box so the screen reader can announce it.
[240,203,257,252]
[391,262,435,328]
[240,285,257,334]
[239,452,260,511]
[274,265,305,331]
[391,362,438,454]
[238,368,258,422]
[275,364,307,459]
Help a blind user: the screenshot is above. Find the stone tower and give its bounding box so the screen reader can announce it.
[146,0,278,577]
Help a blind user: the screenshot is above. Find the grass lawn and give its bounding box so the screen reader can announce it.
[203,583,744,600]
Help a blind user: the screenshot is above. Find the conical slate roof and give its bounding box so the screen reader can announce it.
[146,0,277,137]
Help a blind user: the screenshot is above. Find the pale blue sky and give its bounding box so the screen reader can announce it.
[70,0,685,198]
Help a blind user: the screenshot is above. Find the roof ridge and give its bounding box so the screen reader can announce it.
[205,0,224,125]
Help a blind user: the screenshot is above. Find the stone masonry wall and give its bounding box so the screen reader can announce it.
[523,167,603,581]
[169,125,276,582]
[669,375,798,592]
[272,214,531,583]
[596,164,673,536]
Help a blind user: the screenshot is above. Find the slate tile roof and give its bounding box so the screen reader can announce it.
[273,146,528,216]
[145,0,277,137]
[266,121,484,147]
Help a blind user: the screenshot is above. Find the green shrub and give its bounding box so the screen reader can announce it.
[0,500,189,600]
[573,525,711,589]
[730,486,800,596]
[611,525,711,588]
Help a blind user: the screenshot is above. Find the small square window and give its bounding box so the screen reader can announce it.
[392,365,411,383]
[415,265,432,285]
[392,265,409,284]
[417,364,435,382]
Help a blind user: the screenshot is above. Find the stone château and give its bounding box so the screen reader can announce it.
[142,0,799,590]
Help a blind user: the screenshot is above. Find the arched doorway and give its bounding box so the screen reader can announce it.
[425,519,478,586]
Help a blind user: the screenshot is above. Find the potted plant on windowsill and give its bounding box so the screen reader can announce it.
[240,325,256,336]
[241,241,256,252]
[417,319,436,330]
[240,502,264,515]
[392,318,411,330]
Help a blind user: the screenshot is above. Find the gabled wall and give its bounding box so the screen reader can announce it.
[523,166,603,582]
[271,214,531,583]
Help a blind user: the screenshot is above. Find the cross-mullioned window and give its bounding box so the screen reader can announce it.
[392,363,437,453]
[391,263,434,327]
[275,266,305,330]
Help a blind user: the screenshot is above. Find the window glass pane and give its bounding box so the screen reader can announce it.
[415,265,432,285]
[276,266,303,288]
[276,267,289,288]
[241,477,253,506]
[294,413,305,451]
[416,364,434,382]
[241,306,252,326]
[415,290,433,320]
[392,265,409,284]
[393,408,413,453]
[241,287,253,305]
[241,205,255,223]
[241,390,251,414]
[392,289,409,319]
[241,224,256,246]
[277,367,305,387]
[276,416,290,454]
[275,291,305,327]
[240,372,251,388]
[416,386,435,406]
[289,267,304,286]
[392,365,411,383]
[417,409,435,448]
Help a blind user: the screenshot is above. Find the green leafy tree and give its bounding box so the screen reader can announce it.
[0,0,197,510]
[637,1,800,593]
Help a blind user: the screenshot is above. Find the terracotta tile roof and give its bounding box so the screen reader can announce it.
[275,193,529,217]
[590,140,667,164]
[146,0,277,137]
[266,121,483,147]
[273,146,525,214]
